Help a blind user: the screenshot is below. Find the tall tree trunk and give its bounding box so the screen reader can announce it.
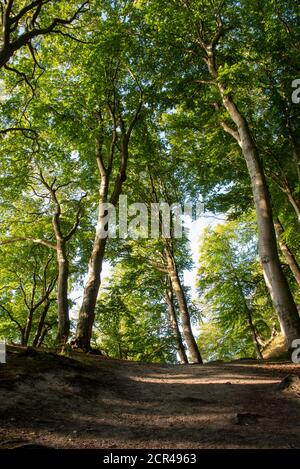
[32,300,51,347]
[274,218,300,289]
[75,131,132,350]
[165,281,188,364]
[165,247,202,364]
[223,97,300,349]
[203,45,300,349]
[23,309,34,346]
[245,306,263,360]
[38,171,84,345]
[56,241,70,343]
[37,326,50,347]
[75,212,108,350]
[74,132,111,348]
[75,98,141,351]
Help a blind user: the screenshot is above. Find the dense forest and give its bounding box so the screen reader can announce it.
[1,0,300,365]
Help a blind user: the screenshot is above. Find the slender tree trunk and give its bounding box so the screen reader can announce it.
[284,186,300,224]
[165,247,202,364]
[23,309,34,345]
[76,174,125,350]
[20,330,26,346]
[56,240,70,343]
[74,142,111,348]
[245,306,263,360]
[37,326,50,347]
[225,102,300,349]
[32,300,50,347]
[38,171,83,345]
[230,253,263,359]
[203,46,300,349]
[75,216,108,350]
[75,100,141,351]
[269,178,300,224]
[165,282,188,364]
[75,134,130,350]
[274,218,300,289]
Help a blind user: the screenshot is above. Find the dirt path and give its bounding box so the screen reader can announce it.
[0,348,300,449]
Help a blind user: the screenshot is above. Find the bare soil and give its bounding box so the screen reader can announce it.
[0,346,300,449]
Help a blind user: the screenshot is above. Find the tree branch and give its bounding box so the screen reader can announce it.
[0,302,24,334]
[0,126,38,137]
[220,120,241,145]
[64,193,87,241]
[0,237,57,250]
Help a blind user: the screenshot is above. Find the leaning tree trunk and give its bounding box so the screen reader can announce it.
[23,309,34,346]
[284,185,300,224]
[165,282,188,364]
[75,210,108,350]
[203,46,300,349]
[165,248,202,364]
[274,218,300,289]
[75,127,133,351]
[56,240,70,344]
[32,300,51,347]
[228,106,300,349]
[76,174,125,350]
[245,305,263,360]
[227,106,300,349]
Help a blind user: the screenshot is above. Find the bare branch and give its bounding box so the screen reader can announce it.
[64,192,87,241]
[220,120,241,145]
[95,132,107,178]
[10,1,51,27]
[127,99,143,139]
[0,302,24,334]
[0,237,57,250]
[0,126,38,137]
[0,1,89,69]
[28,42,45,73]
[193,78,217,86]
[4,63,35,94]
[52,29,94,44]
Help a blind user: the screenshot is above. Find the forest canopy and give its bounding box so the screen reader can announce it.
[0,0,300,364]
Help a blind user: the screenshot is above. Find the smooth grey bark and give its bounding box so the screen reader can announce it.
[38,170,84,344]
[56,240,70,343]
[75,101,142,351]
[75,210,108,350]
[165,246,202,364]
[165,281,188,364]
[41,176,70,344]
[198,34,300,349]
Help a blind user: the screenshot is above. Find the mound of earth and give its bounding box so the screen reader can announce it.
[0,346,300,449]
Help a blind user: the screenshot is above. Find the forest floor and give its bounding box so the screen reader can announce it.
[0,346,300,449]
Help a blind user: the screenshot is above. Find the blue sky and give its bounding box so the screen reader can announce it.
[70,213,222,318]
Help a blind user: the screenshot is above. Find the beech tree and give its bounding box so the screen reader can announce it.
[137,0,300,349]
[1,0,299,363]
